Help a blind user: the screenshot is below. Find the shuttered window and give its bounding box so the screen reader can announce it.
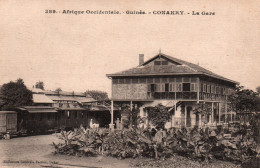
[176,83,182,92]
[169,83,175,92]
[207,85,211,93]
[165,83,169,92]
[148,84,151,92]
[112,79,118,84]
[191,83,198,92]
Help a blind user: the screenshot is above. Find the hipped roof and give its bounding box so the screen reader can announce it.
[107,53,238,84]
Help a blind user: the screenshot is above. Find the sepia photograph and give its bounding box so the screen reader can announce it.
[0,0,259,167]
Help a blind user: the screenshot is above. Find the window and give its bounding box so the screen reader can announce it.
[154,61,161,65]
[161,78,168,83]
[165,83,169,92]
[162,61,168,65]
[203,84,207,92]
[75,111,78,118]
[48,113,51,120]
[155,78,160,83]
[148,84,151,92]
[183,83,191,91]
[176,77,182,82]
[160,84,165,92]
[132,78,138,84]
[151,84,155,92]
[112,79,118,84]
[169,78,175,82]
[191,83,197,92]
[176,83,182,92]
[147,78,154,83]
[216,87,220,94]
[207,85,211,93]
[211,85,215,94]
[191,77,197,82]
[119,78,125,84]
[183,78,190,82]
[125,78,131,84]
[155,84,161,92]
[169,83,175,92]
[139,78,146,83]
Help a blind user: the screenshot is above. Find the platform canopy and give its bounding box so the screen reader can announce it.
[18,106,57,113]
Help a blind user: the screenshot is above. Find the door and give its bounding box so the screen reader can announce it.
[186,106,192,127]
[6,113,17,132]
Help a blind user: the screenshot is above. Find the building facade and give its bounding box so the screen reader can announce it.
[107,53,238,128]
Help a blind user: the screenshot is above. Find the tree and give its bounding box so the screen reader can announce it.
[55,88,62,92]
[146,104,172,129]
[0,78,33,110]
[35,81,44,90]
[229,85,260,117]
[85,90,108,101]
[256,86,260,94]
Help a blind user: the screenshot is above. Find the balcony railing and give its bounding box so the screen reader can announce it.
[147,92,197,100]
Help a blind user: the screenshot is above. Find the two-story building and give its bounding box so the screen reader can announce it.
[106,52,238,128]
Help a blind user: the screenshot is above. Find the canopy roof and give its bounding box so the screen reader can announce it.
[19,106,57,113]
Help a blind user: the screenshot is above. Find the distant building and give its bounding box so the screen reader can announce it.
[106,52,238,128]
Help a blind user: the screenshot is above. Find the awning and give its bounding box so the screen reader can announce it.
[21,106,58,113]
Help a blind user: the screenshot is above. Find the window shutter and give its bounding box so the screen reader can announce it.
[148,84,151,92]
[161,84,165,92]
[172,83,176,92]
[176,83,182,92]
[191,83,197,92]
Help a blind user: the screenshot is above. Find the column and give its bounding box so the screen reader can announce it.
[184,106,187,127]
[218,103,221,123]
[211,102,214,123]
[109,100,114,130]
[225,102,228,123]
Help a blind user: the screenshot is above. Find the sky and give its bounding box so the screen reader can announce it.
[0,0,259,97]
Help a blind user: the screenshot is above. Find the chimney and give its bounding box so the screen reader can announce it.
[139,54,144,66]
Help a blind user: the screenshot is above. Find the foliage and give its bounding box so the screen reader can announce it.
[85,90,108,101]
[228,85,260,114]
[35,81,45,90]
[55,88,62,92]
[0,78,33,110]
[53,125,259,164]
[256,86,260,94]
[146,104,172,129]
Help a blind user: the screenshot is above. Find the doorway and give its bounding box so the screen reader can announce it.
[186,106,192,127]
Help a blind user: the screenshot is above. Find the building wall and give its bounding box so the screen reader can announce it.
[112,84,148,100]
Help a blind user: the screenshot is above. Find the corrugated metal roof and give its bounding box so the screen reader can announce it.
[33,94,54,103]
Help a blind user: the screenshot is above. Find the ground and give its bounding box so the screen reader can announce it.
[0,134,241,168]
